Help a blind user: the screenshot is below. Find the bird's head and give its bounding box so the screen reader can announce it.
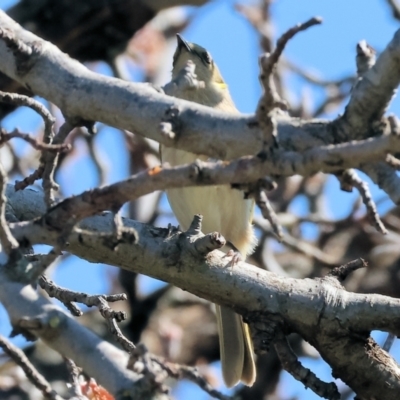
[172,34,226,90]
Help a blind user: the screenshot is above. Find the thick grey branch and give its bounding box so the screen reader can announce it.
[0,11,361,160]
[2,11,400,205]
[340,31,400,137]
[5,185,400,400]
[6,129,400,234]
[0,272,146,399]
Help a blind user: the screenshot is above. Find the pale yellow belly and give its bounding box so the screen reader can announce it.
[162,146,256,255]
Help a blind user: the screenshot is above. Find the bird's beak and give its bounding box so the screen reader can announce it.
[176,34,191,52]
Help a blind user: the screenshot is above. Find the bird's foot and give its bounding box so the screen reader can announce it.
[224,247,243,267]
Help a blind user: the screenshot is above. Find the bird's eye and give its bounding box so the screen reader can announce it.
[202,51,212,64]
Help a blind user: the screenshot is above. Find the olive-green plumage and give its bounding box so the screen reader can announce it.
[161,35,257,387]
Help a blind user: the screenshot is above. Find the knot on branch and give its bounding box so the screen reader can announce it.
[62,116,96,135]
[11,309,65,342]
[356,40,376,76]
[328,258,368,283]
[388,114,400,137]
[161,60,204,142]
[128,343,170,396]
[0,27,41,76]
[183,215,226,257]
[110,210,139,250]
[160,105,181,141]
[166,59,205,93]
[248,314,280,354]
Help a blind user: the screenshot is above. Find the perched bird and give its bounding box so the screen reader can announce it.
[161,34,257,387]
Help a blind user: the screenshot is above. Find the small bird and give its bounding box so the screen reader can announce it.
[161,34,257,387]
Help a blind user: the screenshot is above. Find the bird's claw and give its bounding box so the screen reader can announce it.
[224,249,243,267]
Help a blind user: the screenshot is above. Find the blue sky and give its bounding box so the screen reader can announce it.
[0,1,399,399]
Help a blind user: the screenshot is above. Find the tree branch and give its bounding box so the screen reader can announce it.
[2,10,400,205]
[0,270,148,399]
[0,10,388,162]
[5,185,400,400]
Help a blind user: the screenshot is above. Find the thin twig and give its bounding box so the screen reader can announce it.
[38,275,136,355]
[108,318,136,354]
[15,166,44,191]
[284,60,354,88]
[235,1,286,99]
[128,344,169,394]
[267,17,323,77]
[153,357,233,400]
[255,189,283,240]
[27,248,61,282]
[0,128,71,152]
[42,121,75,207]
[0,160,19,254]
[128,344,232,400]
[2,92,58,192]
[233,178,282,239]
[0,334,63,400]
[339,169,387,234]
[383,333,396,353]
[0,91,55,137]
[64,357,85,399]
[328,258,367,282]
[83,131,107,186]
[256,17,322,150]
[274,331,340,400]
[282,233,338,266]
[38,274,127,318]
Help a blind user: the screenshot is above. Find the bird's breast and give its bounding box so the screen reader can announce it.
[161,146,256,255]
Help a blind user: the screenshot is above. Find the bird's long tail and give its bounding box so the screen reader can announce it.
[215,305,256,387]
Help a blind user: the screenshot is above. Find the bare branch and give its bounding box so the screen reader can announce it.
[39,274,127,320]
[265,17,323,78]
[274,331,340,400]
[0,160,19,254]
[38,274,138,356]
[1,10,400,210]
[254,190,283,240]
[15,166,44,191]
[339,33,400,138]
[338,169,387,234]
[7,192,400,399]
[0,91,55,136]
[383,333,396,352]
[356,40,376,76]
[0,268,146,398]
[152,355,233,400]
[64,358,86,399]
[0,128,70,152]
[14,129,400,235]
[0,10,384,163]
[0,334,63,400]
[42,121,75,207]
[256,17,322,148]
[328,258,367,282]
[385,0,400,21]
